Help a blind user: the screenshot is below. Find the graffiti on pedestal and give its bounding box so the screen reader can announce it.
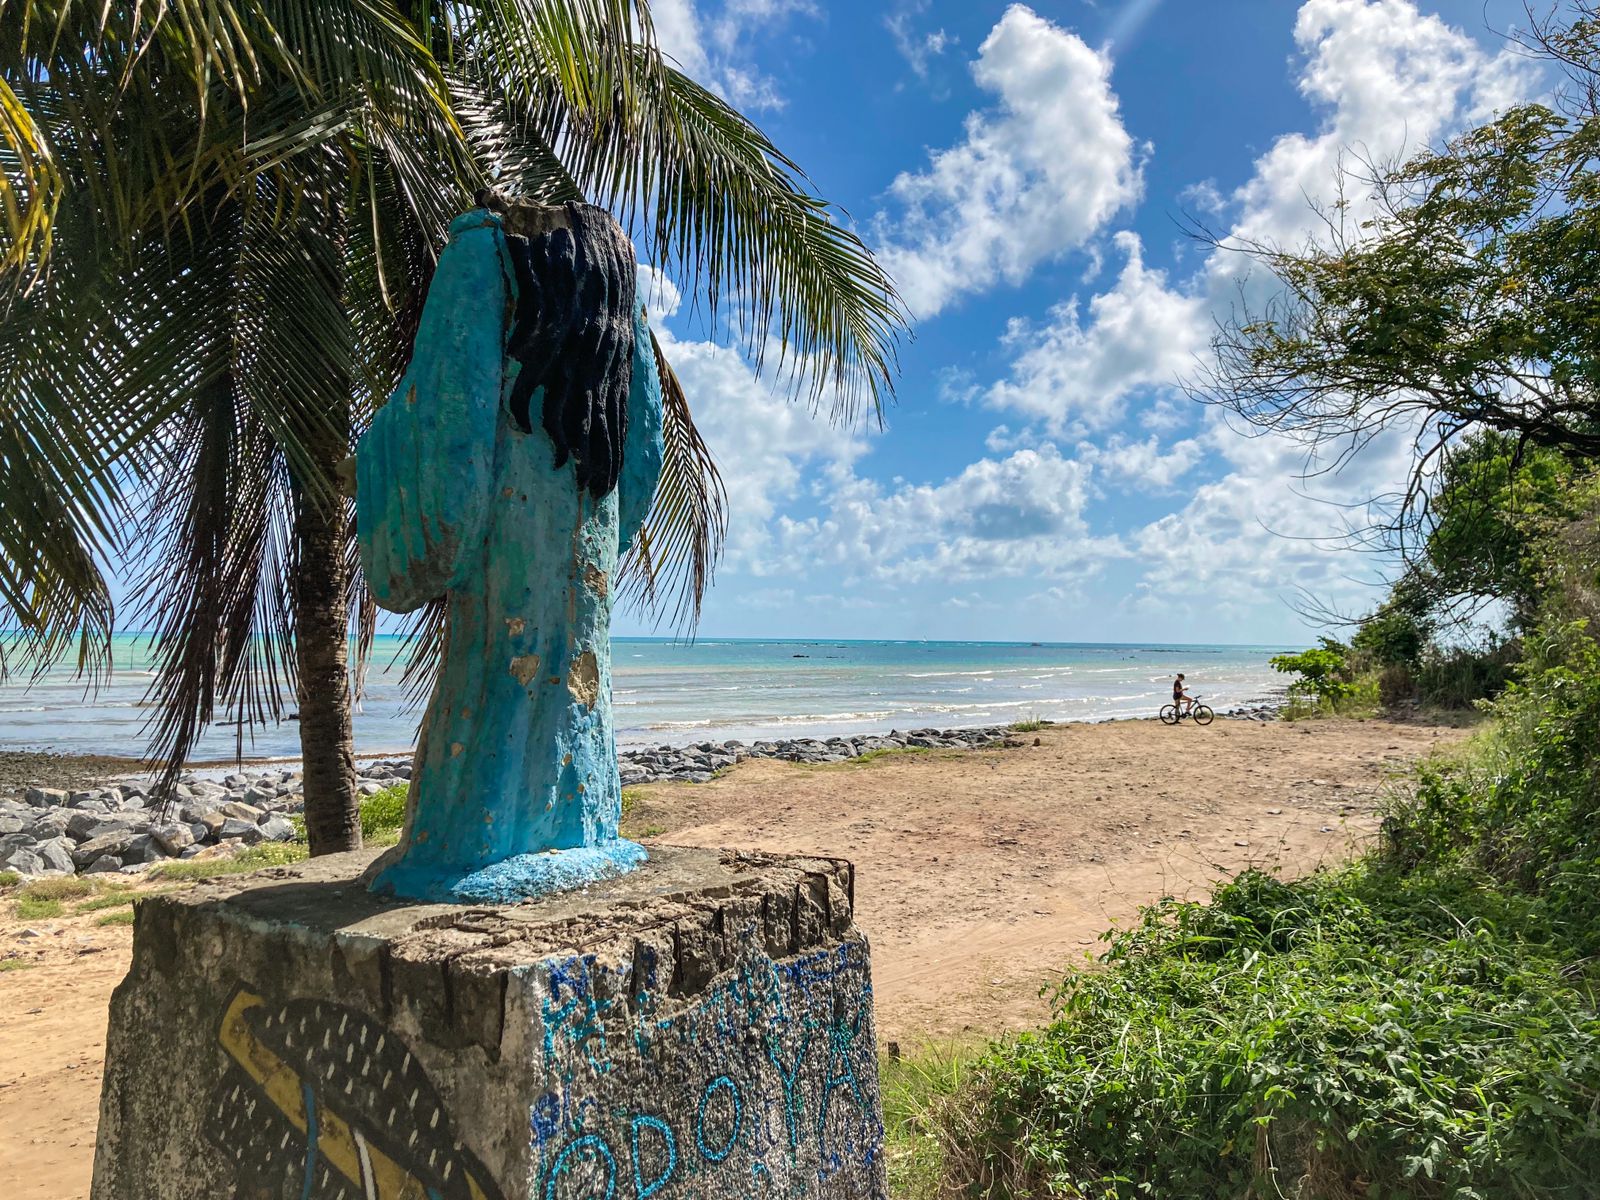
[533,940,882,1198]
[204,985,503,1200]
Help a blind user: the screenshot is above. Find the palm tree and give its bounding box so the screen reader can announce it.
[0,1,905,853]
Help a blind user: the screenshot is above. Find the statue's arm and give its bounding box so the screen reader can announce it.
[617,307,666,551]
[357,211,509,612]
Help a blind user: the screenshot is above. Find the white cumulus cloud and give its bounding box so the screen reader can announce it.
[986,232,1206,433]
[877,4,1142,318]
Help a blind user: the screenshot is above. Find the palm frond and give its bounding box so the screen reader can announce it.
[617,329,727,629]
[0,74,59,293]
[517,48,906,420]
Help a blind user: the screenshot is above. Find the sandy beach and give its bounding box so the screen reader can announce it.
[0,714,1466,1199]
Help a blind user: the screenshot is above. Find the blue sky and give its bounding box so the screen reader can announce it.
[616,0,1545,645]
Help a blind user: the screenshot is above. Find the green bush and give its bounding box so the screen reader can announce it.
[359,785,408,846]
[951,866,1600,1199]
[1414,640,1519,709]
[1377,661,1417,706]
[1270,638,1358,710]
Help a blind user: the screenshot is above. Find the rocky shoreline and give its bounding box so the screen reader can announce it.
[0,705,1281,880]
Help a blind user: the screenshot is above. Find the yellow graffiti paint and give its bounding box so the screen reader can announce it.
[217,989,496,1200]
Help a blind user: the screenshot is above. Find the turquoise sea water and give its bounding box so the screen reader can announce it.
[0,636,1295,761]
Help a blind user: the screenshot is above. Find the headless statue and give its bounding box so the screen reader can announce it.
[355,198,663,904]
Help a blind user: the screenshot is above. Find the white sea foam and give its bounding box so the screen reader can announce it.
[1,636,1292,759]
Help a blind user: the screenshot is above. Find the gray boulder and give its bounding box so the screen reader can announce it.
[35,837,76,874]
[258,815,297,843]
[2,847,45,876]
[0,814,24,836]
[150,823,197,855]
[84,854,123,874]
[218,801,263,823]
[23,786,69,808]
[73,829,142,868]
[25,810,72,841]
[121,835,167,865]
[68,812,141,842]
[218,818,264,845]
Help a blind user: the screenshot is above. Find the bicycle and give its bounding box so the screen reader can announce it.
[1159,694,1214,725]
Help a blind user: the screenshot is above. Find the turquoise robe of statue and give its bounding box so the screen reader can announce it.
[356,204,663,904]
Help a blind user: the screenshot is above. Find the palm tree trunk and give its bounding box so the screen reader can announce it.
[294,480,361,855]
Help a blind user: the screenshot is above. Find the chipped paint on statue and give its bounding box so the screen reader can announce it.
[356,200,664,903]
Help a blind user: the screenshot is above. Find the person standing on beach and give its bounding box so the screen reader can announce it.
[1173,673,1194,716]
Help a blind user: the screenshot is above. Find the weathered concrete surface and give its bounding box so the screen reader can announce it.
[91,846,884,1199]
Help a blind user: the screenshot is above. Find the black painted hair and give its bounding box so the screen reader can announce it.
[498,201,636,499]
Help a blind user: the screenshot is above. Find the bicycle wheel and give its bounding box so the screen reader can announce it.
[1192,704,1214,726]
[1159,704,1179,725]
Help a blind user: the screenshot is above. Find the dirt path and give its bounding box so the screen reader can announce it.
[0,716,1466,1199]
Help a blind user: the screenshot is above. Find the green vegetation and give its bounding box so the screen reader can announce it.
[73,891,137,914]
[0,957,36,972]
[845,747,934,767]
[621,787,647,823]
[882,1043,976,1200]
[1007,717,1050,733]
[929,611,1600,1196]
[359,786,408,847]
[11,874,101,919]
[96,910,136,927]
[16,876,96,903]
[0,870,21,889]
[1270,638,1363,710]
[149,842,311,881]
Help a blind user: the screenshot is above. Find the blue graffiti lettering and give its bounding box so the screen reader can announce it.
[695,1076,743,1164]
[766,1024,814,1155]
[629,1115,677,1198]
[544,1134,616,1200]
[816,1004,866,1147]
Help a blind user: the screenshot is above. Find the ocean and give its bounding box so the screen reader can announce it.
[0,636,1294,762]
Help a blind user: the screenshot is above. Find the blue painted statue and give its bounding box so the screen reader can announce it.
[355,197,664,904]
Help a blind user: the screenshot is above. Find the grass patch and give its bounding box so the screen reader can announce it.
[74,891,136,914]
[881,1042,975,1200]
[1007,717,1050,733]
[620,787,647,823]
[18,876,97,902]
[96,909,136,927]
[14,895,63,919]
[0,957,36,972]
[150,842,310,881]
[0,870,21,889]
[359,785,407,847]
[13,876,127,919]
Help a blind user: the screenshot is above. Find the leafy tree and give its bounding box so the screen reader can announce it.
[1270,638,1356,708]
[1350,580,1433,670]
[1201,5,1600,550]
[0,2,907,852]
[1420,432,1576,629]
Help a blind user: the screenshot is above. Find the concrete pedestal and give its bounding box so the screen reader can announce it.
[91,847,885,1199]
